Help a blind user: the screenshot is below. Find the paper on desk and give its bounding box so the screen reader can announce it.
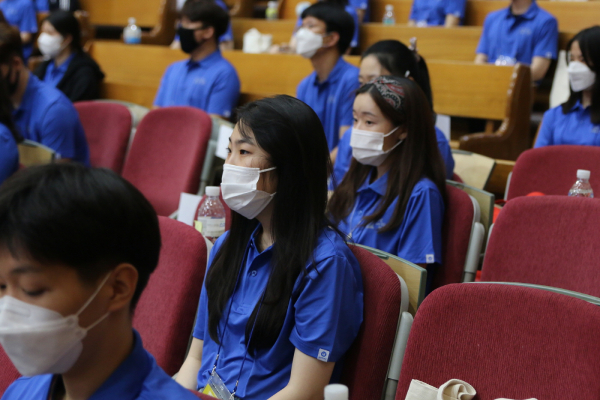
[216,125,234,160]
[177,192,203,226]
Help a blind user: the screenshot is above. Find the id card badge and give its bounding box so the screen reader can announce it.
[202,370,234,400]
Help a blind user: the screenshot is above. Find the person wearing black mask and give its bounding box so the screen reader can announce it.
[154,0,240,119]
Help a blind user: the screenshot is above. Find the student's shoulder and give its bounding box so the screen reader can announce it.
[534,6,558,25]
[410,177,443,201]
[138,364,200,399]
[2,375,53,398]
[163,59,188,74]
[297,71,317,90]
[483,7,506,24]
[312,227,357,266]
[29,76,73,110]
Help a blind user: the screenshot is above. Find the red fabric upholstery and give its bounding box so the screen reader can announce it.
[133,217,207,376]
[74,101,132,173]
[396,283,600,400]
[432,185,474,289]
[507,145,600,200]
[341,246,402,400]
[451,172,463,183]
[481,196,600,296]
[0,346,19,395]
[122,107,212,216]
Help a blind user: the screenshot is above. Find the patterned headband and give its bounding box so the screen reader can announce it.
[369,77,405,111]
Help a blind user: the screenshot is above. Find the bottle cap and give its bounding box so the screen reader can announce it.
[577,169,591,180]
[324,384,348,400]
[385,4,393,10]
[268,1,277,8]
[205,186,220,197]
[128,17,136,25]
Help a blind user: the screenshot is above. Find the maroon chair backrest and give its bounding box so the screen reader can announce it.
[481,196,600,296]
[74,101,132,173]
[122,107,212,216]
[0,347,19,395]
[396,283,600,400]
[432,185,473,289]
[340,246,402,400]
[507,145,600,200]
[133,217,207,376]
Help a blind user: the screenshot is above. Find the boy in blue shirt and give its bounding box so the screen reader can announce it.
[474,0,558,82]
[0,0,37,60]
[0,24,90,166]
[296,2,359,153]
[0,164,200,400]
[408,0,466,27]
[155,1,240,119]
[173,0,234,51]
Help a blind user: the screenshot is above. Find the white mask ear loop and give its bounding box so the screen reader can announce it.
[74,273,112,331]
[259,166,277,173]
[383,126,400,138]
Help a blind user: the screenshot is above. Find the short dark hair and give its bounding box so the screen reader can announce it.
[0,164,161,309]
[0,23,23,63]
[301,2,355,54]
[45,10,82,51]
[181,0,229,40]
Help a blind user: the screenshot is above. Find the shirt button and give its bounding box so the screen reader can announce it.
[250,270,257,277]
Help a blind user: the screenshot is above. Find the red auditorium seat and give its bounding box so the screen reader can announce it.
[396,283,600,400]
[481,195,600,297]
[122,107,212,216]
[0,346,19,395]
[506,145,600,200]
[74,101,132,173]
[133,217,208,376]
[340,246,402,400]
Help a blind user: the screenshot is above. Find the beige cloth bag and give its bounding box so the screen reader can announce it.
[405,379,476,400]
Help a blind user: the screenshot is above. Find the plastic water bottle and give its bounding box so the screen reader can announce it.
[382,5,396,25]
[123,17,142,44]
[324,384,348,400]
[266,1,278,20]
[195,186,226,242]
[568,169,594,198]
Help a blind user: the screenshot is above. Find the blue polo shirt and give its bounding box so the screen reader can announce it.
[409,0,467,26]
[12,74,90,166]
[154,50,240,118]
[0,123,18,184]
[43,53,75,88]
[332,126,454,187]
[0,0,38,60]
[535,101,600,148]
[193,227,364,400]
[295,5,360,48]
[34,0,48,11]
[297,58,359,151]
[1,330,199,400]
[476,1,558,65]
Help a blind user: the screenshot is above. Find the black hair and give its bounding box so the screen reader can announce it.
[0,23,23,62]
[205,95,338,353]
[0,66,20,143]
[44,10,81,51]
[0,164,161,309]
[562,26,600,124]
[301,2,355,54]
[181,0,230,40]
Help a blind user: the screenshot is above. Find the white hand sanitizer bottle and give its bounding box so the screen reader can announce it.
[325,384,349,400]
[123,17,142,44]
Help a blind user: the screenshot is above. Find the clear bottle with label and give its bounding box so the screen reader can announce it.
[195,186,226,242]
[382,5,396,25]
[324,384,349,400]
[266,1,278,20]
[568,169,594,198]
[123,17,142,44]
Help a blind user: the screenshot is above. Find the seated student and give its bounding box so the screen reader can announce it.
[474,0,558,82]
[408,0,466,27]
[0,80,20,184]
[333,40,455,185]
[0,164,201,400]
[535,26,600,148]
[172,0,234,52]
[0,0,37,60]
[0,24,90,165]
[329,77,446,292]
[33,11,105,102]
[155,1,240,119]
[35,0,80,12]
[296,2,359,153]
[175,95,364,400]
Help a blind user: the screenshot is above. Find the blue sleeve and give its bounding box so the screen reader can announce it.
[533,17,558,60]
[409,0,417,20]
[0,130,18,184]
[351,10,359,48]
[296,77,308,101]
[295,15,302,30]
[332,127,352,187]
[36,0,49,11]
[349,0,368,10]
[289,255,363,363]
[534,108,556,148]
[476,14,492,56]
[396,185,445,264]
[445,0,466,19]
[19,2,38,33]
[39,102,83,161]
[339,74,359,128]
[435,128,455,179]
[154,65,173,107]
[205,67,240,118]
[219,23,233,43]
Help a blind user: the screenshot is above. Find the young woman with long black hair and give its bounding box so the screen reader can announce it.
[176,95,364,400]
[0,76,20,184]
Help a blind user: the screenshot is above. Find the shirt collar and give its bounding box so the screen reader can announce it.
[312,57,347,86]
[187,50,222,69]
[248,223,274,255]
[507,1,539,20]
[49,53,75,74]
[357,170,388,196]
[570,99,587,112]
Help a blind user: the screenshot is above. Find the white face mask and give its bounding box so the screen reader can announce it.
[0,274,111,377]
[37,32,65,59]
[295,27,324,59]
[568,61,596,92]
[221,164,277,220]
[351,126,403,167]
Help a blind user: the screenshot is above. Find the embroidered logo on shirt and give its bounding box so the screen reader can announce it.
[545,52,553,58]
[194,77,207,85]
[426,254,435,263]
[519,28,532,36]
[317,349,330,362]
[327,96,336,104]
[592,126,600,134]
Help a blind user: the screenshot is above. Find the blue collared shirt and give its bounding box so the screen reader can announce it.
[297,58,359,151]
[535,100,600,148]
[0,123,18,185]
[12,74,90,166]
[332,126,455,187]
[0,0,38,60]
[154,50,240,118]
[43,53,75,88]
[1,330,199,400]
[34,0,48,11]
[409,0,467,26]
[476,1,558,65]
[295,4,360,49]
[193,227,364,400]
